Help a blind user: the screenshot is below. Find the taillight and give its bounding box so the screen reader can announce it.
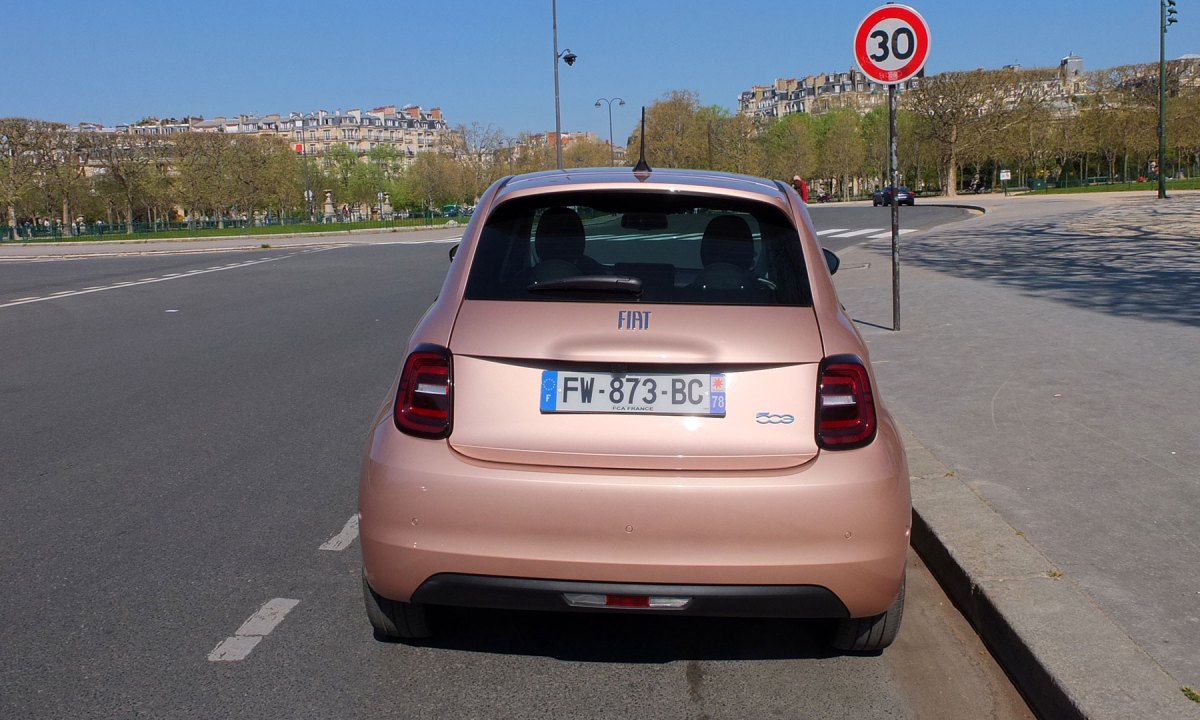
[394,344,452,439]
[817,356,877,450]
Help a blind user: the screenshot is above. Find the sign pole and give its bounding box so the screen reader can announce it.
[854,3,929,334]
[889,84,900,332]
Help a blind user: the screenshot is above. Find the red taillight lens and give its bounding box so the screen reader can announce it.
[394,345,452,438]
[817,357,877,450]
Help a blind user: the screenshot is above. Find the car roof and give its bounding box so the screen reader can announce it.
[493,167,791,205]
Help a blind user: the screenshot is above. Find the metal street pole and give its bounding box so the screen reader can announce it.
[1159,0,1168,199]
[1157,0,1177,199]
[300,140,312,222]
[888,83,900,332]
[594,97,625,166]
[552,0,562,170]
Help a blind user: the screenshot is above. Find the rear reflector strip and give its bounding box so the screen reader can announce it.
[821,394,856,408]
[563,593,691,610]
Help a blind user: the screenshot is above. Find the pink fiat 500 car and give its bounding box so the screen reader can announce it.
[359,165,910,652]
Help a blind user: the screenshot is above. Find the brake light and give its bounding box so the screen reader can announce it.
[817,356,877,450]
[394,345,452,438]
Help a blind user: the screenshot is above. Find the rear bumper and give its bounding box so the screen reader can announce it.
[360,415,910,619]
[411,574,849,618]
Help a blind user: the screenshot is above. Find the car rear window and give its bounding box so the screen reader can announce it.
[464,191,811,306]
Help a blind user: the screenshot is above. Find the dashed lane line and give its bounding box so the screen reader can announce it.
[0,247,335,310]
[208,598,300,662]
[319,515,360,552]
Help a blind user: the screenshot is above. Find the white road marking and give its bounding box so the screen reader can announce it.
[375,237,462,246]
[0,251,322,310]
[827,228,881,238]
[208,598,300,662]
[815,228,848,236]
[319,514,360,551]
[868,229,919,240]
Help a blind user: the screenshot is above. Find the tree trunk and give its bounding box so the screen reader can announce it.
[7,204,17,242]
[945,159,958,197]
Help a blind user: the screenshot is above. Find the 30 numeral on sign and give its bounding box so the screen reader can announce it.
[868,27,915,62]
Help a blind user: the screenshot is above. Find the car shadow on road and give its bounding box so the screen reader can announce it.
[889,204,1200,328]
[380,607,845,663]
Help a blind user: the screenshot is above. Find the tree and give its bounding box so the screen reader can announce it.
[564,137,616,168]
[367,143,404,181]
[859,106,889,186]
[0,118,44,240]
[904,69,1024,196]
[324,143,359,203]
[815,108,866,199]
[91,134,162,233]
[348,161,386,211]
[701,106,763,175]
[510,133,555,175]
[756,112,817,182]
[634,90,710,169]
[447,122,505,200]
[37,123,94,229]
[407,151,467,212]
[173,133,231,227]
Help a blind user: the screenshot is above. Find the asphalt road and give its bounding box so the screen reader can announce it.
[0,208,1028,719]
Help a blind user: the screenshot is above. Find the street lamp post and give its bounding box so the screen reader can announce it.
[1158,0,1178,199]
[594,97,625,166]
[297,126,313,222]
[551,0,576,170]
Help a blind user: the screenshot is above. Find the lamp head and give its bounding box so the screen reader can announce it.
[563,50,577,66]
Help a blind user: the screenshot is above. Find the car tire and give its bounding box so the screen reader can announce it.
[363,574,432,640]
[831,575,904,652]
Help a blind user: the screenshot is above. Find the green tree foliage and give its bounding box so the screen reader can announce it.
[172,133,230,226]
[815,109,866,199]
[757,112,817,182]
[564,137,618,168]
[0,118,47,239]
[903,68,1024,195]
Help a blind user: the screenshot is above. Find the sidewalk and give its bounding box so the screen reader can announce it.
[834,191,1200,719]
[0,222,460,261]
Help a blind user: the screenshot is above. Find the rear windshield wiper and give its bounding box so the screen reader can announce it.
[527,275,644,294]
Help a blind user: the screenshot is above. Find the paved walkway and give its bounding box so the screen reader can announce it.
[833,190,1200,719]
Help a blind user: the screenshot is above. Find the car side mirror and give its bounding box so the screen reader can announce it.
[449,244,459,262]
[822,247,840,275]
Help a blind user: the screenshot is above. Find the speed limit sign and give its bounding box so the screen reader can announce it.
[855,4,930,84]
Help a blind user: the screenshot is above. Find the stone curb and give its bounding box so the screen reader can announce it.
[902,427,1198,719]
[0,222,457,256]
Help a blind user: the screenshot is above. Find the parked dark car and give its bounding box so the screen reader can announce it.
[871,187,914,206]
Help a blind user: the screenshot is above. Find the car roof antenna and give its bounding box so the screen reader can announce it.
[633,107,652,177]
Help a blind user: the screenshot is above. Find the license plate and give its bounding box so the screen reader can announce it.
[540,371,726,416]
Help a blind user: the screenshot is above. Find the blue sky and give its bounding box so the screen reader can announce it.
[5,1,1197,142]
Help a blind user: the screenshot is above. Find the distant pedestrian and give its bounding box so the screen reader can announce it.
[792,175,809,203]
